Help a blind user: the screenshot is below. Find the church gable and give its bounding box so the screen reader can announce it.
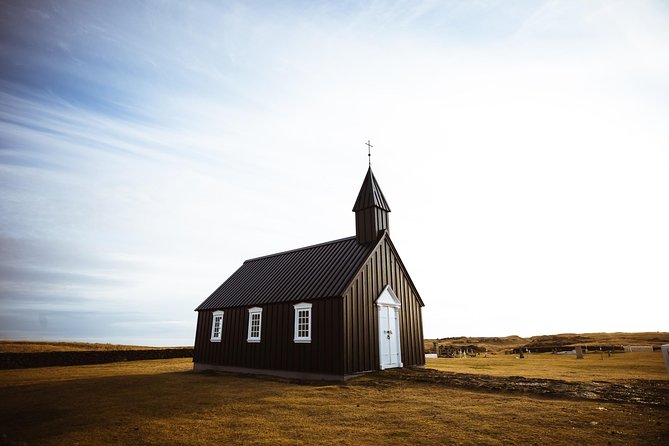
[341,232,425,374]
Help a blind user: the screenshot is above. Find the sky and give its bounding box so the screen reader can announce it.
[1,0,668,346]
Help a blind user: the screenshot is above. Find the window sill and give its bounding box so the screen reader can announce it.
[210,338,222,342]
[294,339,311,343]
[247,339,260,343]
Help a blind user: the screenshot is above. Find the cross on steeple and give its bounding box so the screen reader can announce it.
[365,140,373,167]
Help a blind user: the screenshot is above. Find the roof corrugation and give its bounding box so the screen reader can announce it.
[352,167,391,212]
[195,236,375,310]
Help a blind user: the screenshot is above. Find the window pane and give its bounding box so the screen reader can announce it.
[249,312,261,339]
[211,313,223,340]
[295,308,310,339]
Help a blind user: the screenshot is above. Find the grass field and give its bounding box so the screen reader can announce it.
[1,358,668,445]
[426,351,669,382]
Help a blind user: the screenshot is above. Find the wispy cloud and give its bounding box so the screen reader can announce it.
[1,1,668,343]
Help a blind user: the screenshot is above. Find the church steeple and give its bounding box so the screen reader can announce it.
[353,167,391,244]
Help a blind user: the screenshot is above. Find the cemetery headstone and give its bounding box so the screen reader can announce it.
[661,345,669,375]
[575,346,584,359]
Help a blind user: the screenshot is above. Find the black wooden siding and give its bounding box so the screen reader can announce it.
[194,297,344,375]
[343,235,425,374]
[355,207,389,245]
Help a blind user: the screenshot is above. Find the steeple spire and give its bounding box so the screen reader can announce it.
[353,167,391,244]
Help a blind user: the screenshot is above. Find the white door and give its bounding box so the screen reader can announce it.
[379,306,401,368]
[376,285,402,370]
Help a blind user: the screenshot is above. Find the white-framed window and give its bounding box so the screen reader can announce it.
[247,307,262,343]
[293,302,312,343]
[210,310,224,342]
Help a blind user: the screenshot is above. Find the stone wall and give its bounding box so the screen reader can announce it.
[0,348,193,369]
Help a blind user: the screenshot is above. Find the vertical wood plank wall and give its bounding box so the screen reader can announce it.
[342,237,425,374]
[194,297,344,374]
[355,207,388,243]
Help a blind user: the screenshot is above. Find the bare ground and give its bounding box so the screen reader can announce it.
[369,366,669,407]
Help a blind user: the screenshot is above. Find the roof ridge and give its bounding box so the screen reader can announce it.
[243,235,357,263]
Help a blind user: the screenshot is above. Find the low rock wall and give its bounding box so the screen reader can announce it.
[0,348,194,369]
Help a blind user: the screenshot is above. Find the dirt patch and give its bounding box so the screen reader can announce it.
[361,367,669,407]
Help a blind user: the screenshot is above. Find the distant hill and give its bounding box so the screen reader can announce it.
[425,332,669,353]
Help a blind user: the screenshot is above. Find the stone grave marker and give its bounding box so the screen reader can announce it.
[662,345,669,375]
[575,346,584,359]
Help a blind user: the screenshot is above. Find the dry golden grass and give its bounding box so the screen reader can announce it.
[0,340,184,353]
[0,357,194,388]
[0,358,667,445]
[426,351,669,382]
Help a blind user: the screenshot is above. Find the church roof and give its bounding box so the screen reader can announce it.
[352,167,391,212]
[195,236,377,310]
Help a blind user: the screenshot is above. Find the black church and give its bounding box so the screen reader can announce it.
[193,166,425,380]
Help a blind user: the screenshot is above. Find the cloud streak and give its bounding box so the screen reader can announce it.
[1,1,668,344]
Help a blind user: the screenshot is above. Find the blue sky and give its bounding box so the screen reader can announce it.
[1,1,668,345]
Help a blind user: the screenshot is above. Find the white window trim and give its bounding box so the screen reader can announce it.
[210,310,224,342]
[247,307,263,343]
[293,302,312,343]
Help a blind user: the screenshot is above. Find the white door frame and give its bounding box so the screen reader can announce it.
[376,284,403,370]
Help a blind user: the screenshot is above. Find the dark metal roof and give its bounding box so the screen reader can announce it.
[352,167,391,212]
[195,236,376,310]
